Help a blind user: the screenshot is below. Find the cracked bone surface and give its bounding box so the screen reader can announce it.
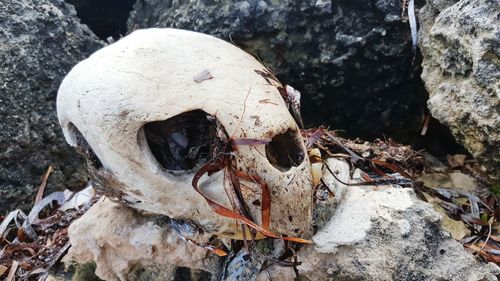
[56,28,313,239]
[65,159,499,281]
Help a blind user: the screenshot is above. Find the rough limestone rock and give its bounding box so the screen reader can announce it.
[64,198,220,281]
[0,0,104,212]
[298,186,499,280]
[127,0,427,139]
[419,0,500,180]
[65,159,499,280]
[296,158,499,280]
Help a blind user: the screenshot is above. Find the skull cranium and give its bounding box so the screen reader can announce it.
[57,28,313,239]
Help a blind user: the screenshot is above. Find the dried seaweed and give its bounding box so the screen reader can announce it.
[0,189,94,280]
[306,127,499,264]
[304,127,423,181]
[192,156,310,244]
[2,123,497,281]
[416,183,499,263]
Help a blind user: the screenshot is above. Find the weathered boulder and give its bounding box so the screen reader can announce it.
[64,198,220,281]
[0,0,104,213]
[294,158,499,280]
[298,187,499,280]
[127,0,427,140]
[419,0,500,180]
[65,159,500,280]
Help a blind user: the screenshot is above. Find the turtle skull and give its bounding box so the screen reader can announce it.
[57,28,313,239]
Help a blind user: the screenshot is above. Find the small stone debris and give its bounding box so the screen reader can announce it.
[193,69,214,83]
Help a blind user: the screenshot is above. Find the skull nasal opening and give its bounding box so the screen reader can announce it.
[143,110,217,171]
[265,129,305,171]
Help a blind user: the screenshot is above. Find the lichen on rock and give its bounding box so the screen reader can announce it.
[419,0,500,180]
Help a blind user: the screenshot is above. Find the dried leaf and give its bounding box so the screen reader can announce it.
[232,170,271,230]
[35,166,53,203]
[17,227,27,242]
[323,130,363,163]
[211,248,229,257]
[59,185,94,211]
[460,214,489,226]
[371,159,412,179]
[304,129,325,148]
[6,260,18,281]
[311,162,323,187]
[28,191,66,223]
[0,265,8,277]
[27,267,46,275]
[477,241,500,253]
[465,243,500,263]
[488,235,500,243]
[254,69,279,85]
[0,210,22,237]
[368,163,390,178]
[2,243,42,257]
[465,193,482,232]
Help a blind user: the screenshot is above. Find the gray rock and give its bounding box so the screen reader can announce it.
[0,0,104,213]
[419,0,500,180]
[292,158,499,280]
[127,0,427,140]
[64,159,500,280]
[298,186,500,280]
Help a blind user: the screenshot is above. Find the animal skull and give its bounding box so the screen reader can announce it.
[57,28,313,239]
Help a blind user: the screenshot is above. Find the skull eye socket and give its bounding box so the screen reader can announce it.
[143,110,216,171]
[265,129,305,171]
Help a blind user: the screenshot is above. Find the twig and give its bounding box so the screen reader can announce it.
[35,166,53,203]
[323,160,413,187]
[323,131,363,163]
[6,260,18,281]
[420,114,430,136]
[479,218,493,253]
[230,87,251,140]
[319,179,336,197]
[34,241,71,281]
